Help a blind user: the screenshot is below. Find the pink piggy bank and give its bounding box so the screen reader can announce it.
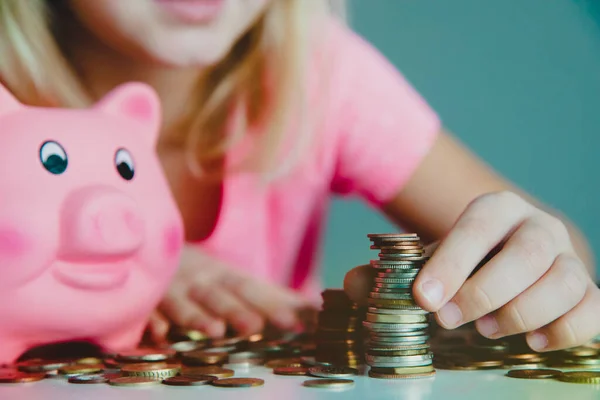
[0,82,184,364]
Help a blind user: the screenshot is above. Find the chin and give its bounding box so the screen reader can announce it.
[147,39,234,69]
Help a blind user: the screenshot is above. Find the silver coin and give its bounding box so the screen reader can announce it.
[369,292,413,300]
[371,287,412,294]
[308,366,358,378]
[373,282,413,289]
[170,341,204,353]
[367,307,429,315]
[363,321,429,332]
[300,357,332,367]
[369,335,430,345]
[374,277,416,284]
[366,358,434,368]
[377,271,420,278]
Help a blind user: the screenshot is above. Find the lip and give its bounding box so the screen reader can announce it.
[53,260,132,290]
[155,0,225,23]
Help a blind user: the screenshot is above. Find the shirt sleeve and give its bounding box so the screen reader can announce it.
[328,21,441,207]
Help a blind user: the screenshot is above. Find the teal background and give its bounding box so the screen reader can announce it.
[321,0,600,288]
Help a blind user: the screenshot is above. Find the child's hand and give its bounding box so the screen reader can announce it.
[146,245,309,342]
[345,191,600,352]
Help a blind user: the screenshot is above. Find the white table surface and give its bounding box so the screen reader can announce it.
[0,363,598,400]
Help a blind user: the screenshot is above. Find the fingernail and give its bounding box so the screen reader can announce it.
[419,279,444,308]
[477,314,499,337]
[437,302,462,327]
[528,332,548,351]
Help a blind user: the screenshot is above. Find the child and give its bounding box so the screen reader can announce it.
[0,0,596,353]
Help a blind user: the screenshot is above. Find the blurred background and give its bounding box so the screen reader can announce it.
[321,0,600,287]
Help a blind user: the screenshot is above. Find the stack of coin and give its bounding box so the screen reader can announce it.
[314,289,366,367]
[363,233,434,379]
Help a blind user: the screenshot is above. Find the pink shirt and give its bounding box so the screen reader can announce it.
[196,19,441,304]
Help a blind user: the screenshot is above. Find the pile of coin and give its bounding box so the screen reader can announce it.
[363,233,434,379]
[314,289,366,368]
[430,323,600,384]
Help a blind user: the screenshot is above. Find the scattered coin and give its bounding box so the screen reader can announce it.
[116,348,175,362]
[308,366,358,378]
[211,378,264,388]
[506,369,561,379]
[0,369,46,383]
[265,358,304,369]
[162,375,217,386]
[273,367,309,376]
[108,376,160,387]
[68,374,109,384]
[302,378,355,389]
[58,364,104,375]
[180,366,234,379]
[121,363,180,379]
[556,371,600,384]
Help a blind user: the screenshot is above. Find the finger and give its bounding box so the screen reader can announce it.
[440,215,569,328]
[344,264,374,306]
[147,310,171,343]
[526,284,600,352]
[159,294,226,338]
[189,285,264,336]
[414,192,532,312]
[224,277,305,329]
[475,253,588,338]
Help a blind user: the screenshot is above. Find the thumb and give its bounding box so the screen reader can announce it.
[343,264,375,307]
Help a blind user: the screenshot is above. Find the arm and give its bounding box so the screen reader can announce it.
[382,129,596,279]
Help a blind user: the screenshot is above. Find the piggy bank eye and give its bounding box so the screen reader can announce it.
[39,141,68,175]
[115,148,135,181]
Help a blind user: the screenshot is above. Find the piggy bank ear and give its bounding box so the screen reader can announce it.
[94,82,161,145]
[0,83,22,117]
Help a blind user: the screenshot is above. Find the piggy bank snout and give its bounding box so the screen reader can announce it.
[60,188,144,259]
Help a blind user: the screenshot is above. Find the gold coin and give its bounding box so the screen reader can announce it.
[369,370,436,379]
[302,378,355,388]
[265,358,304,369]
[182,350,228,365]
[121,363,180,379]
[212,378,264,388]
[181,366,235,378]
[273,367,309,376]
[557,371,600,384]
[506,369,561,379]
[76,357,104,365]
[0,369,46,383]
[58,365,104,375]
[108,376,160,387]
[367,298,417,307]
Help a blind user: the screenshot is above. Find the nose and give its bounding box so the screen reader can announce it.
[60,187,144,259]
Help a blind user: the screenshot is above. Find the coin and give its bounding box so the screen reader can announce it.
[108,376,160,387]
[162,375,217,386]
[121,363,180,379]
[58,364,104,375]
[273,367,309,376]
[557,371,600,384]
[265,358,304,369]
[16,359,70,373]
[0,369,46,383]
[506,369,561,379]
[302,378,355,388]
[117,348,175,362]
[308,366,358,378]
[212,378,264,388]
[369,370,436,379]
[182,350,228,366]
[181,366,234,378]
[170,341,205,353]
[68,374,109,384]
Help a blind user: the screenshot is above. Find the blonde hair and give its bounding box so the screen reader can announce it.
[0,0,347,180]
